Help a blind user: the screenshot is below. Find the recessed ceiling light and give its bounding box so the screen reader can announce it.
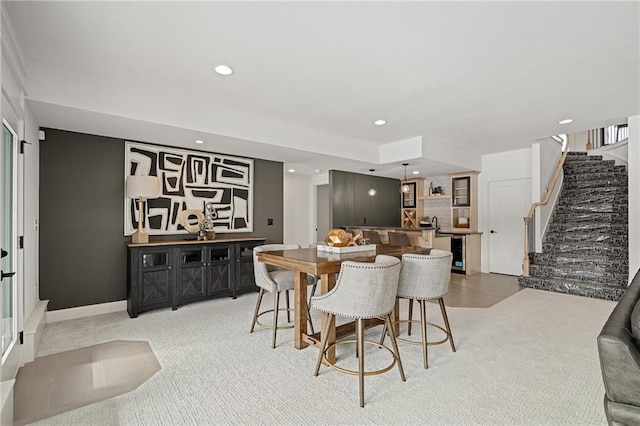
[195,139,204,144]
[558,118,574,124]
[215,65,233,76]
[374,119,386,126]
[288,168,296,173]
[315,169,322,173]
[412,170,420,175]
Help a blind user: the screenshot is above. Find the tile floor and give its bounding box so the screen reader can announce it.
[13,340,160,425]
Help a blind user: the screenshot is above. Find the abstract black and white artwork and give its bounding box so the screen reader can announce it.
[125,142,253,235]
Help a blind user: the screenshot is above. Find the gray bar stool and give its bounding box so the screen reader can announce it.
[250,244,301,348]
[380,249,456,369]
[311,255,406,407]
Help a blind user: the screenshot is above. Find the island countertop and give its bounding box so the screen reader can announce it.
[343,226,482,235]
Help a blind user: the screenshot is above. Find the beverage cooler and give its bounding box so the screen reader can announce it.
[450,235,465,273]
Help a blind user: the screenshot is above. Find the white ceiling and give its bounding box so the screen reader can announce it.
[4,1,640,179]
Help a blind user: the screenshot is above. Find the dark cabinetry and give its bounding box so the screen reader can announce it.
[127,238,265,317]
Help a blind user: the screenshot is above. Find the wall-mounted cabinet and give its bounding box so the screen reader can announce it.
[401,178,424,228]
[450,171,478,232]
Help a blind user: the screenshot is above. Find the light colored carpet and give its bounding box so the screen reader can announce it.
[29,288,615,425]
[14,340,160,425]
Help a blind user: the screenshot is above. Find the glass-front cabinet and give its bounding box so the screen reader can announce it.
[450,172,478,232]
[452,176,471,207]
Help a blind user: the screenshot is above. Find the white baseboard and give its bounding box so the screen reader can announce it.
[47,300,127,323]
[23,300,49,363]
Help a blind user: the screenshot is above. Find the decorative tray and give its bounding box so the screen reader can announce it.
[316,244,377,254]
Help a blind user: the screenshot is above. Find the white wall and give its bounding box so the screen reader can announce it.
[479,148,532,272]
[22,106,39,318]
[629,115,639,281]
[532,138,564,251]
[283,173,314,247]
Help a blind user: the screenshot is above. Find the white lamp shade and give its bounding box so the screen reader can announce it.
[126,175,159,199]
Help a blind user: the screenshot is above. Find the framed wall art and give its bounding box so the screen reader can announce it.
[124,141,253,235]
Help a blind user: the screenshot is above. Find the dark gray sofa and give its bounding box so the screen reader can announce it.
[598,270,640,425]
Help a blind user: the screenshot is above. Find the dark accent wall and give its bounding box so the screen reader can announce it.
[39,128,283,310]
[330,170,401,227]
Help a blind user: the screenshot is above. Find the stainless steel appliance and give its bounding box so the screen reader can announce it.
[450,234,465,273]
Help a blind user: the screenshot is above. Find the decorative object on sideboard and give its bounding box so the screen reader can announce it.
[204,202,217,240]
[401,163,411,193]
[126,175,159,244]
[177,209,205,233]
[432,186,443,195]
[367,169,377,197]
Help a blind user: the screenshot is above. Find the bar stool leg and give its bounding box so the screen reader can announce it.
[314,314,334,376]
[384,314,406,381]
[439,298,456,352]
[250,289,264,333]
[420,300,429,369]
[285,289,291,323]
[272,291,280,349]
[407,299,414,336]
[307,281,317,335]
[357,318,365,408]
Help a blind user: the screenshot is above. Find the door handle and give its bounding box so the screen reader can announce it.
[1,271,16,281]
[490,230,497,234]
[1,249,7,258]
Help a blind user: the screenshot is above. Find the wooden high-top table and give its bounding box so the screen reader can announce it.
[256,245,431,362]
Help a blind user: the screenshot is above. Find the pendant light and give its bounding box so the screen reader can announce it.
[401,163,411,193]
[368,169,377,197]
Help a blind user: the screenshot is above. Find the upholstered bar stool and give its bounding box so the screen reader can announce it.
[250,244,302,348]
[362,230,383,244]
[311,255,405,407]
[388,231,411,246]
[381,249,456,369]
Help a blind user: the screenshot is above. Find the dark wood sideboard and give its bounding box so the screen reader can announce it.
[127,237,266,318]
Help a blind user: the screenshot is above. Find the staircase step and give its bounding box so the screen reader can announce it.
[551,212,628,223]
[530,264,628,286]
[541,241,628,256]
[557,193,628,206]
[555,203,628,214]
[544,232,627,246]
[563,164,619,174]
[560,186,628,197]
[518,276,626,301]
[531,253,629,268]
[562,179,628,190]
[563,171,627,182]
[547,222,627,233]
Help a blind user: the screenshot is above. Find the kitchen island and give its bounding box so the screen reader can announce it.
[344,226,481,275]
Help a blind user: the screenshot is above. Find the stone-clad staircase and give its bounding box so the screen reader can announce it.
[518,152,628,301]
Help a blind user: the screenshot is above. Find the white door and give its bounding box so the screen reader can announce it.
[1,120,18,369]
[488,178,531,275]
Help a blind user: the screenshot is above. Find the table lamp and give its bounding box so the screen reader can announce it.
[126,175,159,243]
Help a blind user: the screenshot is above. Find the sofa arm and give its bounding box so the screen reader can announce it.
[598,325,640,406]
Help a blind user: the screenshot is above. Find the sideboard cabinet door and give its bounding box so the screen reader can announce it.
[234,240,262,297]
[206,244,233,297]
[128,247,173,318]
[176,247,208,307]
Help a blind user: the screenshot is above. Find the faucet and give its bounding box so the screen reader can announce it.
[431,216,439,230]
